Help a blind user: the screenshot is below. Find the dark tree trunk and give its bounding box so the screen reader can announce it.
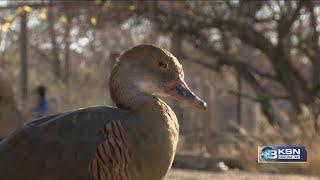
[48,0,61,80]
[63,15,72,84]
[20,12,28,103]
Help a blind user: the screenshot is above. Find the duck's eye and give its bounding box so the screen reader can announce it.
[158,61,168,69]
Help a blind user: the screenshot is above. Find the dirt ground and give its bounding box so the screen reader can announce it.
[165,169,319,180]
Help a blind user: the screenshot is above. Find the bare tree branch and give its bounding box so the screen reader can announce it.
[278,0,304,39]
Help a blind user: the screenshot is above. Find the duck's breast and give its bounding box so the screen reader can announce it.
[123,99,179,180]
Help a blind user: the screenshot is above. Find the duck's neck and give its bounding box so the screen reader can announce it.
[118,88,175,124]
[121,91,179,132]
[117,91,179,179]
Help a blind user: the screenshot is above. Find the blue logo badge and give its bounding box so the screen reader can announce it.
[258,146,307,163]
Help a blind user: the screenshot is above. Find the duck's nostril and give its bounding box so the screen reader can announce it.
[172,87,182,95]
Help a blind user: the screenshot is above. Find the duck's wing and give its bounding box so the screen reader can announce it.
[0,106,134,180]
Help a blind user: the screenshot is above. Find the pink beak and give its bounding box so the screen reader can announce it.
[164,76,207,110]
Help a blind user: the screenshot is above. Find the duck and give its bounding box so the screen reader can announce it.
[0,69,23,139]
[0,44,206,180]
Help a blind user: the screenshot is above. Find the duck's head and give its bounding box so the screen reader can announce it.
[110,44,206,110]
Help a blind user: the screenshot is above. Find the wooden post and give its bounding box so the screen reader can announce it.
[20,11,28,103]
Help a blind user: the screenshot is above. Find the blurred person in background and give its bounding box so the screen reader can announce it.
[22,85,54,123]
[33,86,50,118]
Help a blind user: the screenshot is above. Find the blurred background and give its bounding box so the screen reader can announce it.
[0,0,320,179]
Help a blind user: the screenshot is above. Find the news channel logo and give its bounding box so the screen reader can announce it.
[258,146,307,163]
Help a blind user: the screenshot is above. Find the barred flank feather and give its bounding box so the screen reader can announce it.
[89,121,132,180]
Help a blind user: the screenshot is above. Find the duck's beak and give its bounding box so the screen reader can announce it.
[164,76,207,110]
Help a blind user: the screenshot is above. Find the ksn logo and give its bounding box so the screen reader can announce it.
[258,146,307,163]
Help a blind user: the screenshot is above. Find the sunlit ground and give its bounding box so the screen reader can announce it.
[166,169,319,180]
